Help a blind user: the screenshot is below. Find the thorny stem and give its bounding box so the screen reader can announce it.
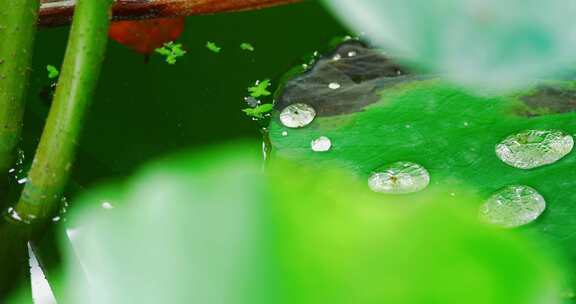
[15,0,114,221]
[40,0,302,26]
[0,0,40,177]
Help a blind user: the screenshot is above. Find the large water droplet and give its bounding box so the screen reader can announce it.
[311,136,332,152]
[279,103,316,128]
[496,129,573,169]
[480,185,546,228]
[368,161,430,194]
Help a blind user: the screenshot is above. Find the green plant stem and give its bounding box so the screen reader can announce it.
[0,0,40,176]
[15,0,114,221]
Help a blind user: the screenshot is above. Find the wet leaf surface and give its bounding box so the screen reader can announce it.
[268,43,576,284]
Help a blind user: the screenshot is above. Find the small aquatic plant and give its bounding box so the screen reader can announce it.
[45,65,59,79]
[240,42,255,52]
[155,41,187,64]
[205,41,222,54]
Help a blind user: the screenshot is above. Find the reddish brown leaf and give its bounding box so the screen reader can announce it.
[40,0,301,27]
[108,17,185,55]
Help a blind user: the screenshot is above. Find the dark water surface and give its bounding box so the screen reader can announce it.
[23,1,348,198]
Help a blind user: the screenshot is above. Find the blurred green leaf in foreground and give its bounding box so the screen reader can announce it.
[51,143,567,304]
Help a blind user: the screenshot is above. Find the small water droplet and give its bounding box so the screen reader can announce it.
[463,121,469,127]
[244,96,260,107]
[496,129,573,169]
[479,185,546,228]
[6,207,23,222]
[17,177,28,184]
[279,103,316,128]
[261,141,268,161]
[281,131,288,137]
[101,201,113,210]
[368,161,430,194]
[347,51,357,57]
[328,82,341,90]
[332,54,342,61]
[311,136,332,152]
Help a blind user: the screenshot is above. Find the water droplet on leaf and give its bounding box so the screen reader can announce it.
[279,103,316,128]
[311,136,332,152]
[328,82,341,89]
[480,185,546,228]
[496,129,573,169]
[368,161,430,194]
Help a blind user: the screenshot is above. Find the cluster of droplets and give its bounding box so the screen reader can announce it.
[4,195,70,225]
[279,103,333,153]
[2,150,72,224]
[9,149,27,184]
[278,98,573,229]
[477,129,575,228]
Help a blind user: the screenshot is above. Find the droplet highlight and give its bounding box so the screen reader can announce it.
[368,161,430,194]
[102,201,114,210]
[279,103,316,128]
[479,185,546,228]
[311,136,332,152]
[328,82,341,90]
[496,129,573,169]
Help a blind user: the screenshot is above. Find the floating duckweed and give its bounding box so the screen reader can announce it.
[496,129,573,169]
[479,185,546,228]
[279,103,316,128]
[328,82,341,89]
[368,161,430,194]
[311,136,332,152]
